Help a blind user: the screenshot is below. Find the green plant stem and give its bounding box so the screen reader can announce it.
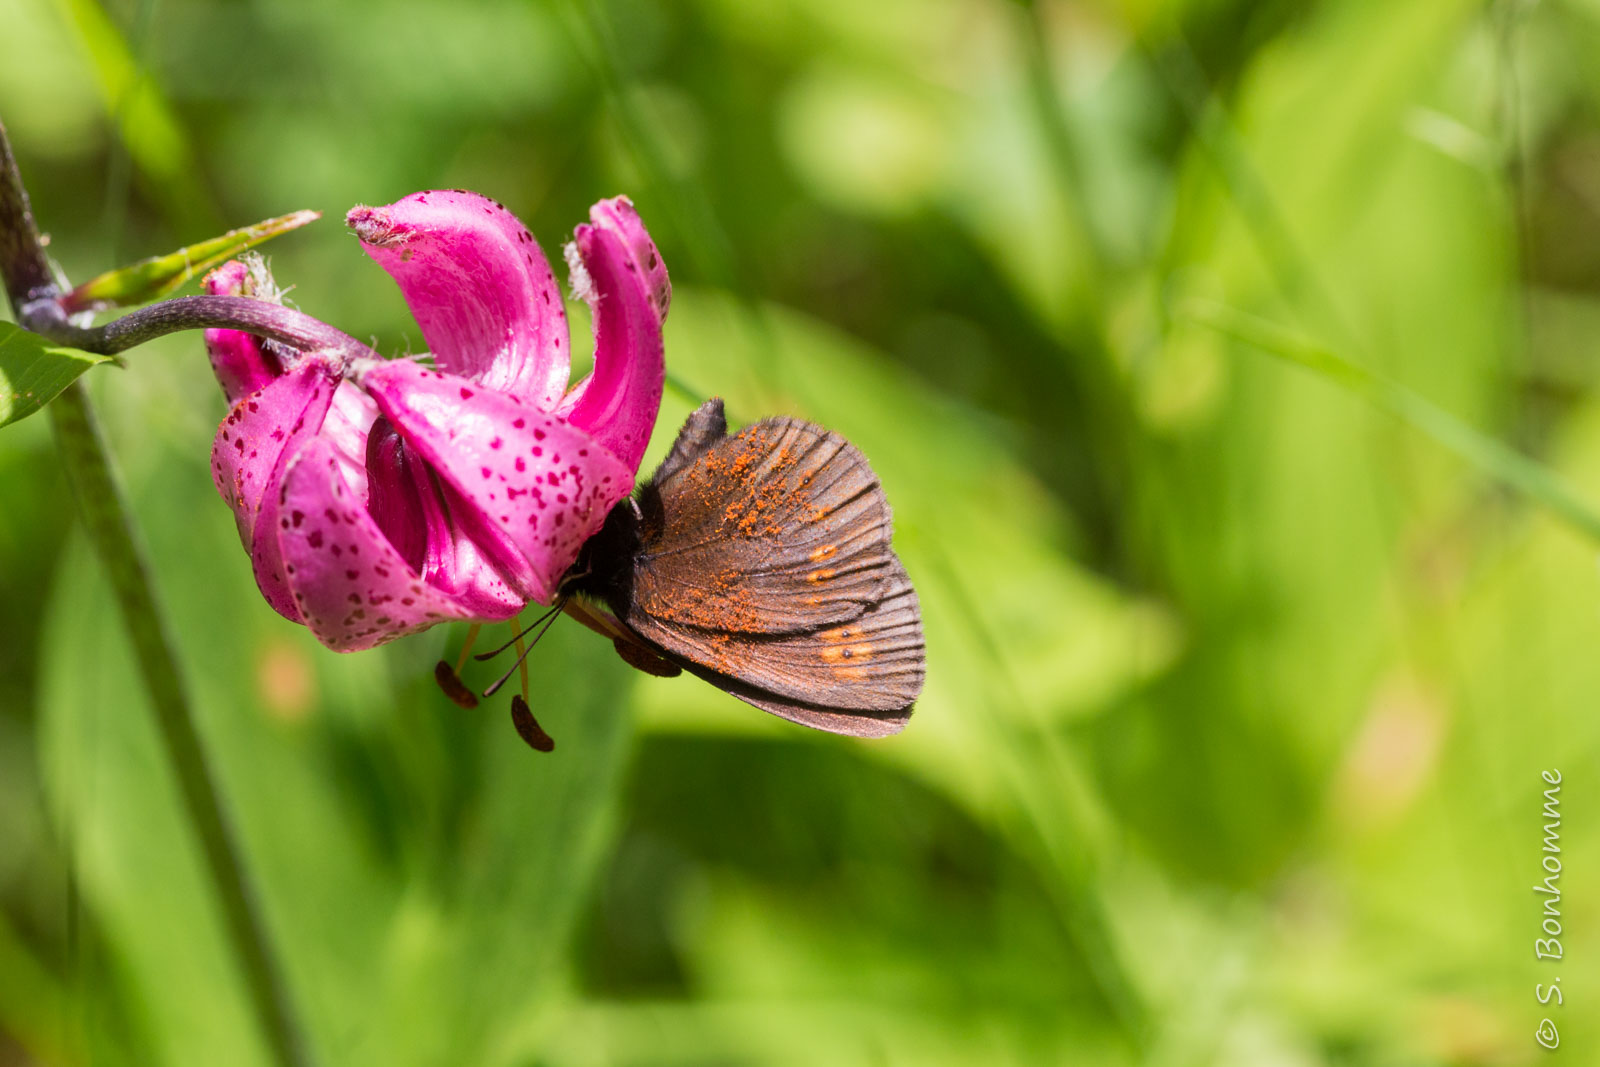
[48,382,313,1067]
[5,116,312,1067]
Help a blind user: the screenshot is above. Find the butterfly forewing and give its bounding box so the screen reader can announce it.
[648,398,727,486]
[633,415,895,634]
[574,398,926,737]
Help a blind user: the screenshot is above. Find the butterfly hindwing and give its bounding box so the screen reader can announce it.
[628,559,924,728]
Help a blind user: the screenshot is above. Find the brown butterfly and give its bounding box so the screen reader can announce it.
[560,398,924,737]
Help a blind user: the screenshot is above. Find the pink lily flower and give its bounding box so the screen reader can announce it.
[205,191,670,651]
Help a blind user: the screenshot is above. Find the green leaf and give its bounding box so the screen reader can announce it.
[0,321,113,429]
[60,210,320,313]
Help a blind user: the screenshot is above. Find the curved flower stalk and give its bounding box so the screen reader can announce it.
[206,192,670,651]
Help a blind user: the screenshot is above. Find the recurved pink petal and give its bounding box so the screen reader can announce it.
[211,357,339,621]
[278,437,477,651]
[556,196,668,476]
[365,418,526,620]
[589,196,671,319]
[356,359,633,604]
[347,191,570,409]
[203,261,279,403]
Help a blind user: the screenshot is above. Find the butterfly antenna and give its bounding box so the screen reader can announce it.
[474,600,565,662]
[482,597,568,698]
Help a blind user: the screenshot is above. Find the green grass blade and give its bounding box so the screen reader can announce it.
[0,322,113,429]
[61,210,320,312]
[50,0,219,237]
[1185,299,1600,542]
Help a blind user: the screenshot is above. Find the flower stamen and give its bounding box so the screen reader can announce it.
[431,622,484,708]
[474,602,563,663]
[511,616,531,707]
[453,623,482,674]
[479,598,568,698]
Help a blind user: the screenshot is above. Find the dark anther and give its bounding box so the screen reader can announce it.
[510,695,555,752]
[433,660,479,708]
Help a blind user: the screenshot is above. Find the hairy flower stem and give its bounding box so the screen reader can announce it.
[29,294,372,365]
[6,126,367,367]
[0,120,54,304]
[3,118,314,1067]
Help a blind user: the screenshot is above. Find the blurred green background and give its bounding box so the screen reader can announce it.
[2,0,1598,1063]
